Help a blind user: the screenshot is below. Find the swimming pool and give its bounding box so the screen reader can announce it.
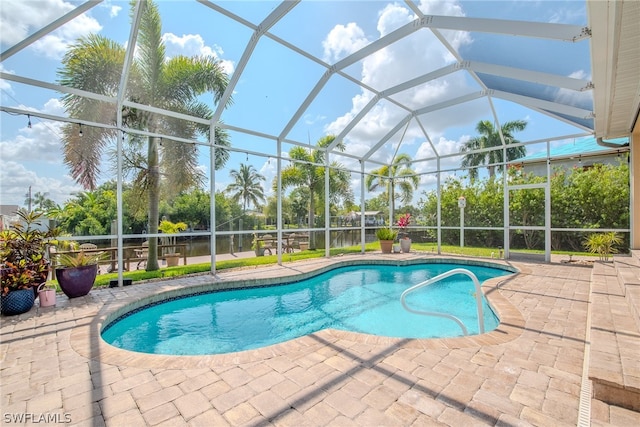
[102,262,513,355]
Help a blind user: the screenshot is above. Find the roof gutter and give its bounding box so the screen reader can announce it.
[597,137,629,148]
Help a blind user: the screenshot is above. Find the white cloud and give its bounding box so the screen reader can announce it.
[258,158,278,198]
[1,0,70,45]
[162,33,235,75]
[0,118,63,163]
[376,2,413,37]
[42,98,66,116]
[548,6,585,25]
[304,113,327,126]
[0,0,103,60]
[102,2,122,18]
[322,22,369,63]
[568,70,588,80]
[417,0,469,51]
[0,161,81,206]
[0,99,67,166]
[408,135,465,178]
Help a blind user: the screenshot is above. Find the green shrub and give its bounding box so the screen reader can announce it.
[375,228,398,240]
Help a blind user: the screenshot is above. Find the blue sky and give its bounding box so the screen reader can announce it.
[0,0,593,208]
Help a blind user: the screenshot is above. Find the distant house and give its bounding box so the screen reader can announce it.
[0,206,55,232]
[0,205,20,232]
[342,211,385,227]
[509,136,629,176]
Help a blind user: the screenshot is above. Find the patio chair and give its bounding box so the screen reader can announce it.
[262,234,274,255]
[135,241,149,270]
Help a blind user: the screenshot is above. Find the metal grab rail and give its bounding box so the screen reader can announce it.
[400,268,485,336]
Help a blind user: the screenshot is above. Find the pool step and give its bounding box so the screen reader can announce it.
[588,251,640,411]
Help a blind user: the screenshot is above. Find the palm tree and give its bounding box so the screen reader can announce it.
[30,191,56,212]
[227,163,266,215]
[57,0,231,270]
[366,153,419,222]
[279,135,352,249]
[460,119,527,180]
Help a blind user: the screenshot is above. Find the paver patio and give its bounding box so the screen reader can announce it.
[2,253,640,426]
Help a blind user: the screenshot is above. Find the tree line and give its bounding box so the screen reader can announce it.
[419,160,630,251]
[35,153,629,255]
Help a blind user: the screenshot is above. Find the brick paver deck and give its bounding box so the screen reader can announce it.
[2,253,640,426]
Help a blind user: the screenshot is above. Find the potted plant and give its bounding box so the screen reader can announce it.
[55,250,106,298]
[583,232,623,261]
[1,209,58,315]
[397,213,412,253]
[376,228,398,254]
[159,219,187,267]
[1,261,38,315]
[252,233,265,256]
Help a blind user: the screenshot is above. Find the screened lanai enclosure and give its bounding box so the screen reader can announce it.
[1,0,639,280]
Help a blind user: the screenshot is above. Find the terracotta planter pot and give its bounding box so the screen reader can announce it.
[379,240,394,254]
[56,264,98,298]
[165,254,180,267]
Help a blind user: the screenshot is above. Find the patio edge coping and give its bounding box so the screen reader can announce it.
[69,254,528,369]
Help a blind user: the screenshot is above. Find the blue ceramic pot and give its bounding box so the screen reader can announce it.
[1,288,35,316]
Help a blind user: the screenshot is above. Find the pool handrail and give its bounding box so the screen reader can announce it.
[400,268,485,336]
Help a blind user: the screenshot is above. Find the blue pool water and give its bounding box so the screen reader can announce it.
[102,263,511,355]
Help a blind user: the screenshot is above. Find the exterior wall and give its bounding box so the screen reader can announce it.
[0,205,20,232]
[633,124,640,249]
[521,153,623,176]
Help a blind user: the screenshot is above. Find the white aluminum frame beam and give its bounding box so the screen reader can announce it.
[327,63,460,152]
[113,0,144,285]
[0,105,116,129]
[362,114,412,161]
[415,91,486,116]
[419,15,590,42]
[281,17,422,142]
[0,72,116,104]
[209,0,300,124]
[492,90,593,119]
[465,61,592,92]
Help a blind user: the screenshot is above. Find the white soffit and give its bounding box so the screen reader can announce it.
[589,0,640,138]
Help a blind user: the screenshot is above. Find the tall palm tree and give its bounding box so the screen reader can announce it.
[279,135,352,249]
[460,119,527,180]
[227,163,266,215]
[57,0,231,270]
[366,153,419,222]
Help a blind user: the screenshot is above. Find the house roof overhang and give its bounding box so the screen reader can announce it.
[589,0,640,139]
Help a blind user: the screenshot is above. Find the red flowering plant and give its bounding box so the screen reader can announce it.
[396,213,411,239]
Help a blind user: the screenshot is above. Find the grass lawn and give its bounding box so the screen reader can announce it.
[69,242,597,290]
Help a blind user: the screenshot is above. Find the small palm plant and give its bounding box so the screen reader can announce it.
[375,228,398,241]
[158,220,188,255]
[583,232,623,261]
[56,250,107,268]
